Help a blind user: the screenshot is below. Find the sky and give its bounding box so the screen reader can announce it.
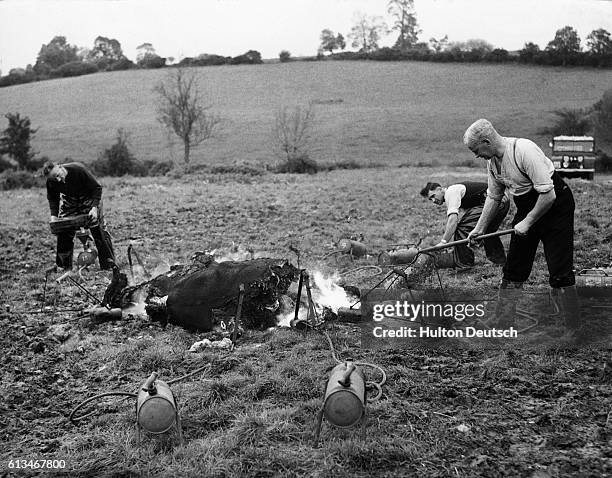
[0,0,612,72]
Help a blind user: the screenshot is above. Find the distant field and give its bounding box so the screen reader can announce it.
[0,61,610,168]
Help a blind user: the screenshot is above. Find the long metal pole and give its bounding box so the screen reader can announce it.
[419,229,514,254]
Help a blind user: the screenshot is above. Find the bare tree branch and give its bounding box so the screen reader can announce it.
[154,68,221,169]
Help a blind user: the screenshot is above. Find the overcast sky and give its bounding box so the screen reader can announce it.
[1,0,611,72]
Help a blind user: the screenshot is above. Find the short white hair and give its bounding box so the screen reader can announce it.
[463,119,498,148]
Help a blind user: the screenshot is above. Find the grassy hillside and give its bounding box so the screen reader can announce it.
[0,61,610,168]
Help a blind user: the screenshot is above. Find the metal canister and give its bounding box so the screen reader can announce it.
[136,372,177,434]
[378,248,419,265]
[576,268,612,287]
[323,362,366,428]
[337,239,368,257]
[89,307,122,322]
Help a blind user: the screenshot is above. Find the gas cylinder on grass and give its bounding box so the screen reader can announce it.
[378,248,419,265]
[337,239,368,258]
[323,361,366,428]
[136,372,179,434]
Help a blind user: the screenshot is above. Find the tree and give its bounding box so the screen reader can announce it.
[0,113,38,170]
[519,42,541,63]
[592,88,612,147]
[154,68,221,169]
[586,28,612,56]
[464,39,494,53]
[89,36,125,64]
[136,43,157,62]
[230,50,263,65]
[336,33,346,52]
[272,104,318,173]
[546,25,581,61]
[429,35,448,53]
[92,129,143,176]
[136,42,166,68]
[348,13,388,53]
[279,50,292,62]
[544,108,591,136]
[320,29,346,55]
[34,36,80,74]
[387,0,420,51]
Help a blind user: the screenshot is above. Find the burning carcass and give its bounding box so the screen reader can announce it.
[103,254,298,331]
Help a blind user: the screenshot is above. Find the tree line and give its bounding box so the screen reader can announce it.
[1,0,611,89]
[315,1,612,68]
[0,35,264,88]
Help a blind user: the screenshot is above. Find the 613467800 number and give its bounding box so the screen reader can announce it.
[8,459,66,469]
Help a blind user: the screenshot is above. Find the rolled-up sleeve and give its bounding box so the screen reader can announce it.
[486,163,505,201]
[444,185,464,216]
[517,139,554,194]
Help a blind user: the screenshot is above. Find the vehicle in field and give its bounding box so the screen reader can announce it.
[549,135,596,180]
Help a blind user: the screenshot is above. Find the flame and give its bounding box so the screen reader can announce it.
[310,271,352,314]
[123,289,149,316]
[276,270,354,327]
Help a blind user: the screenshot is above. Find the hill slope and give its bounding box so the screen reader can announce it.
[0,61,610,168]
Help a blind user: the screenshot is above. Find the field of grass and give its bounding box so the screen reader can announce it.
[1,165,611,476]
[0,61,610,169]
[1,63,611,476]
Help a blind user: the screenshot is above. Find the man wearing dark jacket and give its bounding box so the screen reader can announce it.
[44,161,115,270]
[420,181,509,268]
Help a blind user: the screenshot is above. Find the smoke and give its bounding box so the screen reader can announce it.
[209,244,255,263]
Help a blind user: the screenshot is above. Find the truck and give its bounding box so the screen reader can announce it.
[549,135,596,180]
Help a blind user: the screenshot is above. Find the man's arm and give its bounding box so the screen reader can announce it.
[441,214,459,243]
[439,184,464,244]
[469,196,501,237]
[514,139,556,235]
[514,189,556,235]
[46,182,60,217]
[74,164,103,207]
[469,167,505,240]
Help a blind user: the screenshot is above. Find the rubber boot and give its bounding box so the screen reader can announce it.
[492,280,524,327]
[557,285,582,329]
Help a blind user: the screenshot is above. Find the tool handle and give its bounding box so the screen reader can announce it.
[142,372,158,393]
[338,362,356,387]
[56,269,73,283]
[420,229,514,254]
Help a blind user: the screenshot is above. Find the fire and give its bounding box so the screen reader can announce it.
[277,271,354,327]
[122,289,149,316]
[311,271,352,314]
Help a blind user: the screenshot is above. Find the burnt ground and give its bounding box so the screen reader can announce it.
[0,169,611,477]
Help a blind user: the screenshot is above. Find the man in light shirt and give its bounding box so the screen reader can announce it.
[420,181,509,269]
[463,119,579,329]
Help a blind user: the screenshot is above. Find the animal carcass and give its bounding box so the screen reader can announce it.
[103,255,298,331]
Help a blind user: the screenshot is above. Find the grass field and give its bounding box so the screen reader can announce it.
[0,63,611,477]
[0,61,610,168]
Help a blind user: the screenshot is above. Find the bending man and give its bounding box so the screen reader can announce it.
[44,161,116,270]
[463,119,578,327]
[420,181,509,269]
